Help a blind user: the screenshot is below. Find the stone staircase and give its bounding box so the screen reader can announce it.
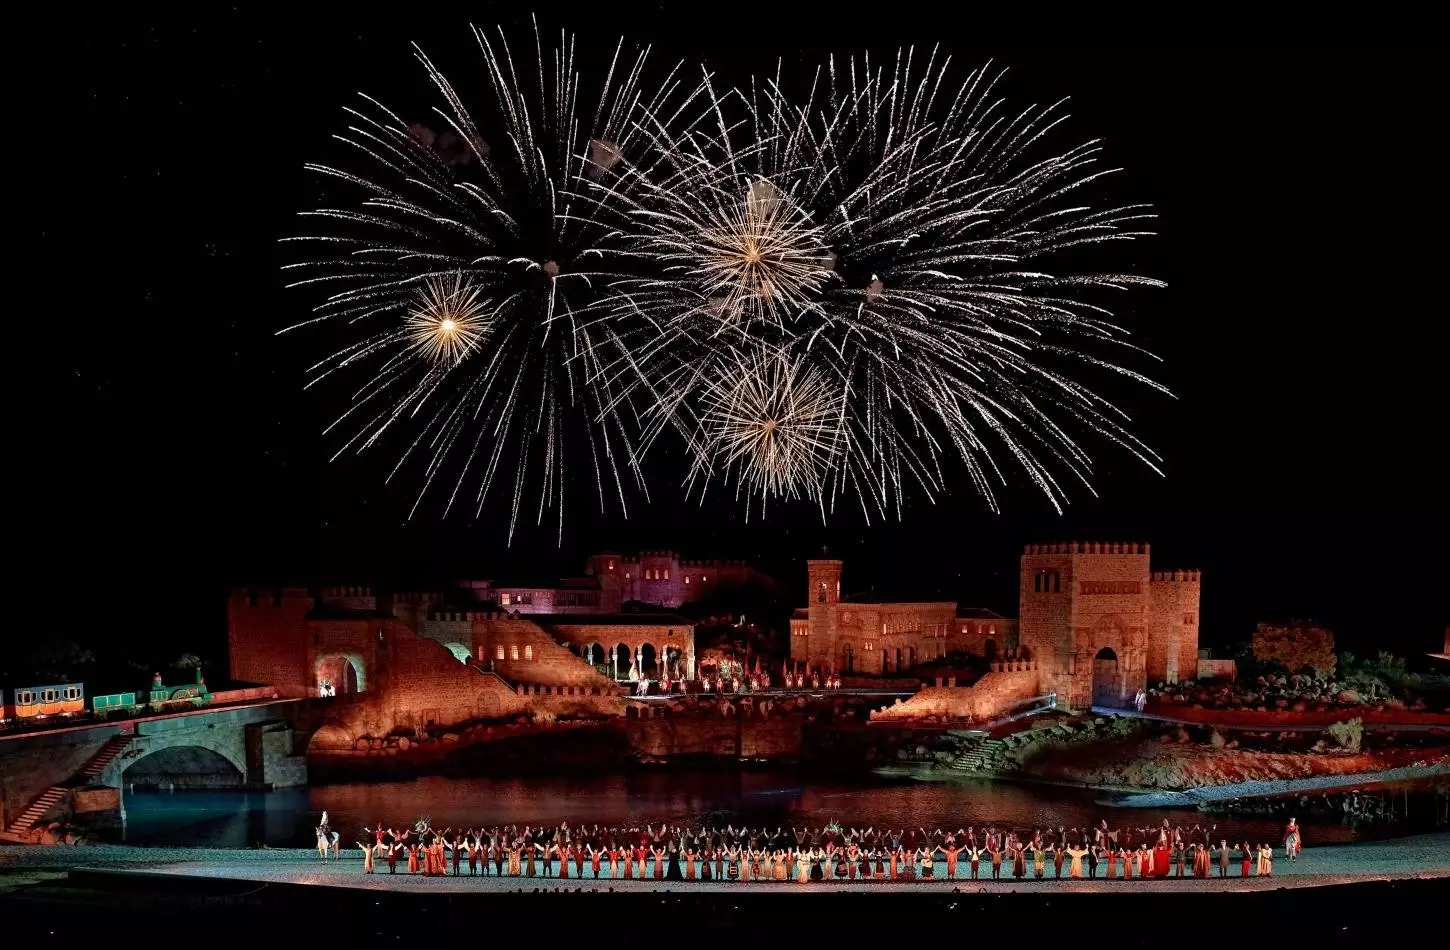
[76,735,132,782]
[5,786,68,835]
[949,737,1008,772]
[4,735,132,836]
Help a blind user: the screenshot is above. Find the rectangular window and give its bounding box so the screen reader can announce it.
[1184,613,1196,625]
[65,686,81,700]
[510,645,520,660]
[524,645,534,660]
[496,645,505,661]
[501,593,511,606]
[43,689,57,703]
[16,690,33,704]
[663,570,670,580]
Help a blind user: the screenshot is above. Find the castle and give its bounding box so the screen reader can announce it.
[229,543,1200,719]
[227,551,772,703]
[793,542,1201,708]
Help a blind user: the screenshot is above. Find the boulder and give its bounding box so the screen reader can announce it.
[1336,690,1360,704]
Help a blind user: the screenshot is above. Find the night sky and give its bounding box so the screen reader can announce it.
[31,9,1444,666]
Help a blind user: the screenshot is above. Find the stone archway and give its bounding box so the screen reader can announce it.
[639,643,658,679]
[587,643,607,674]
[663,645,682,680]
[120,744,246,790]
[1093,647,1122,707]
[841,642,854,673]
[614,643,632,680]
[315,653,365,695]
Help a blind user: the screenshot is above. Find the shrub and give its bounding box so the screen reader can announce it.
[1209,730,1227,750]
[1327,718,1363,753]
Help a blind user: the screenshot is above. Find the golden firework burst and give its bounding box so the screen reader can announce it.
[696,348,846,503]
[405,274,490,366]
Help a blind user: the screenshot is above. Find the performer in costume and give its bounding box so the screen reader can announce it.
[358,841,375,873]
[1282,818,1301,861]
[1066,844,1088,879]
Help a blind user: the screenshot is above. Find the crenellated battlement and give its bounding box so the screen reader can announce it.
[391,591,442,605]
[1023,542,1150,556]
[679,559,747,568]
[1151,570,1201,583]
[321,585,373,599]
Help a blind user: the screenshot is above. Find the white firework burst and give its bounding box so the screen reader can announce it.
[693,348,845,510]
[405,274,490,366]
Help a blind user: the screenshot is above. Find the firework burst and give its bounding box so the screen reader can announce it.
[282,21,690,541]
[405,274,490,366]
[691,347,846,513]
[595,50,1168,518]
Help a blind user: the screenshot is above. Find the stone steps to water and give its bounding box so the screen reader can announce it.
[6,785,68,834]
[949,738,1008,772]
[77,736,132,780]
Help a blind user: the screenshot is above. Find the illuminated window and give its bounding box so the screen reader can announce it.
[608,561,615,571]
[511,645,520,661]
[496,645,505,661]
[524,645,534,660]
[501,593,512,606]
[685,576,691,585]
[625,572,631,580]
[663,570,670,580]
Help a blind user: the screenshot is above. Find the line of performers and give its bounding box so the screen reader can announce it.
[346,818,1301,881]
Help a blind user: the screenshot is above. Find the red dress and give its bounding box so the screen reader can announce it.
[1152,847,1172,877]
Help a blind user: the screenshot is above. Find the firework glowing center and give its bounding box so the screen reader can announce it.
[689,178,837,326]
[404,274,490,367]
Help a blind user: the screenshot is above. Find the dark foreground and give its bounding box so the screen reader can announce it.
[2,868,1445,941]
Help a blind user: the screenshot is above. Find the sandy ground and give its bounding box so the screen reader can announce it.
[2,834,1446,894]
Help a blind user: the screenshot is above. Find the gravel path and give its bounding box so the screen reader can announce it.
[1103,762,1450,808]
[3,833,1446,894]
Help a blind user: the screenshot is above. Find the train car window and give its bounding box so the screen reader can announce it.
[17,689,34,704]
[43,688,57,703]
[65,686,81,701]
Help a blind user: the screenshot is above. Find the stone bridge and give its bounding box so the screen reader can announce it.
[0,698,326,838]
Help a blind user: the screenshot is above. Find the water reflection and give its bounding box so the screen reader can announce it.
[116,770,1425,849]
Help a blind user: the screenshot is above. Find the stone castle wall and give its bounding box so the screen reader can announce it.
[1148,571,1201,684]
[227,587,313,695]
[870,662,1042,723]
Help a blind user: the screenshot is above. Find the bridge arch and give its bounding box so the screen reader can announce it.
[315,652,365,695]
[103,735,249,792]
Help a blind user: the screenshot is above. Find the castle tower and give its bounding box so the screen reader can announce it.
[1148,569,1202,684]
[802,559,843,666]
[1019,543,1151,710]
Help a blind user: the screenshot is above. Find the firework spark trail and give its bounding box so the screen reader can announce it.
[283,20,692,542]
[588,49,1167,519]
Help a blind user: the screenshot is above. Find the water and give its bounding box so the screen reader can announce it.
[112,770,1440,849]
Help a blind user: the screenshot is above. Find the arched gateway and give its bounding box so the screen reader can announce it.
[1092,646,1122,707]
